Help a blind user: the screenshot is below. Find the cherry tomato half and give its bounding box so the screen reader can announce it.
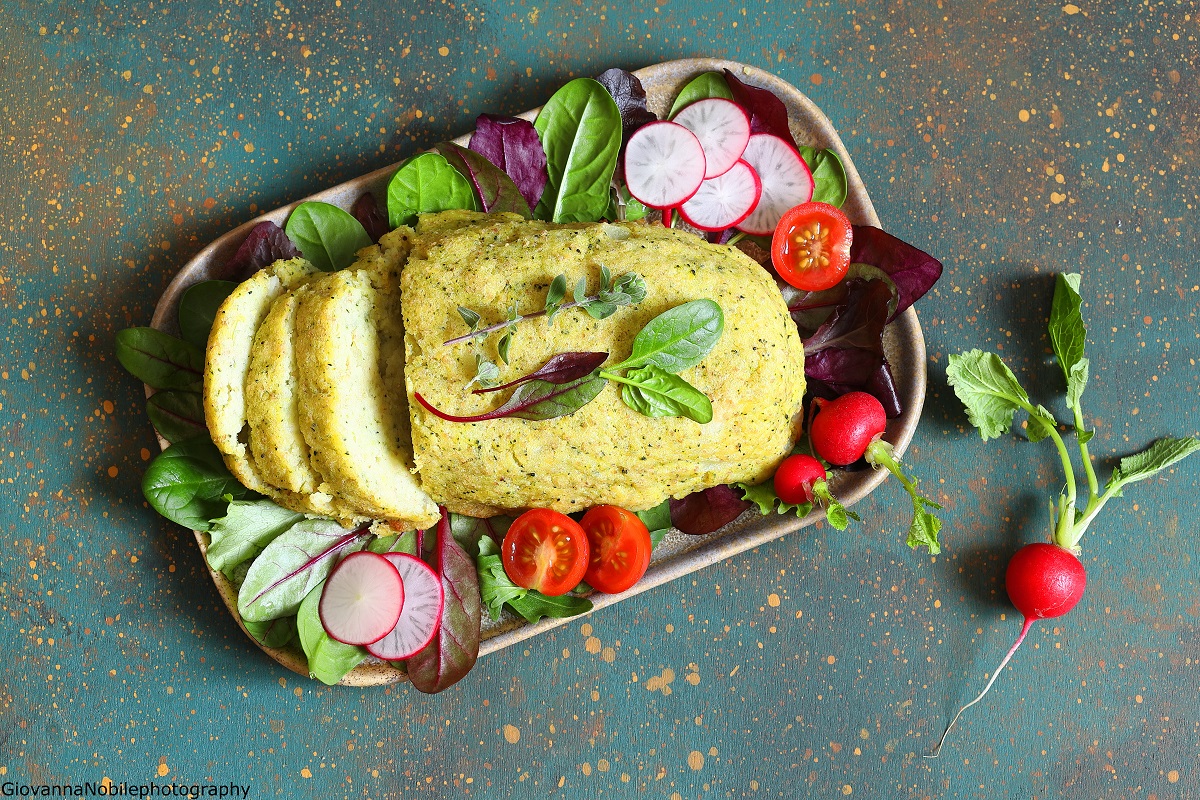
[579,505,652,595]
[773,453,828,505]
[502,508,590,596]
[770,202,853,291]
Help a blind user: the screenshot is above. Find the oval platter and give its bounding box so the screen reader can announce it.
[149,57,926,686]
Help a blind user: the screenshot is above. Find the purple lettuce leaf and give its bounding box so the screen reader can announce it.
[595,68,658,148]
[406,507,482,694]
[468,114,549,212]
[350,192,389,243]
[433,141,532,218]
[474,351,608,394]
[723,69,798,150]
[669,485,753,535]
[848,225,943,320]
[224,220,302,280]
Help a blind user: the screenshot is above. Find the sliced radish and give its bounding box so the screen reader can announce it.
[736,133,815,236]
[318,551,404,646]
[671,98,751,179]
[623,121,707,210]
[366,553,445,661]
[678,160,762,232]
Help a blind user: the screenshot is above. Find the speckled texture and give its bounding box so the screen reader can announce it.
[4,2,1199,799]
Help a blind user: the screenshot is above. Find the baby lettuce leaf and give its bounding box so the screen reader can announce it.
[797,146,848,209]
[432,141,532,218]
[533,78,622,223]
[847,225,943,320]
[474,351,609,395]
[415,371,607,423]
[388,152,479,228]
[668,71,733,118]
[243,615,298,649]
[619,299,724,373]
[407,509,482,694]
[116,327,204,392]
[468,114,549,211]
[351,191,390,243]
[615,364,713,424]
[723,69,798,150]
[145,389,206,445]
[206,499,306,580]
[225,221,302,280]
[298,580,368,685]
[477,537,592,623]
[236,520,370,623]
[670,485,753,535]
[177,280,237,348]
[142,438,257,531]
[284,201,372,273]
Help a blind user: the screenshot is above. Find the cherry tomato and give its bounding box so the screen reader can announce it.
[770,202,853,291]
[773,453,828,505]
[502,508,590,596]
[579,505,652,595]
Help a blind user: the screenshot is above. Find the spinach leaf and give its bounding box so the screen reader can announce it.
[415,371,607,423]
[284,201,372,273]
[468,113,549,211]
[432,141,531,218]
[145,389,206,445]
[206,498,306,580]
[236,520,370,623]
[668,71,733,118]
[533,78,622,223]
[177,280,237,348]
[635,499,672,534]
[407,509,482,694]
[797,146,848,209]
[141,438,256,531]
[613,364,713,424]
[386,152,479,228]
[243,615,298,649]
[298,580,367,685]
[618,299,724,373]
[115,327,204,392]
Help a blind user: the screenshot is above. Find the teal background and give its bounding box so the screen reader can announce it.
[3,1,1198,797]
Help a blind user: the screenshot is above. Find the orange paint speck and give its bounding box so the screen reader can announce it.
[810,73,823,85]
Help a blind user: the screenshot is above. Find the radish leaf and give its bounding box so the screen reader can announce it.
[945,349,1032,441]
[1108,437,1200,490]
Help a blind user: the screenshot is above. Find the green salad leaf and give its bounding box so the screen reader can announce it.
[668,71,733,118]
[116,327,204,392]
[145,389,206,445]
[298,580,367,685]
[534,78,622,223]
[243,615,298,649]
[387,152,479,228]
[206,499,305,580]
[797,146,848,209]
[614,364,713,424]
[177,280,237,348]
[142,438,257,531]
[284,201,372,272]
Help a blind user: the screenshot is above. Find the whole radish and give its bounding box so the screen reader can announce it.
[926,543,1086,756]
[808,391,942,553]
[936,273,1199,755]
[773,453,858,531]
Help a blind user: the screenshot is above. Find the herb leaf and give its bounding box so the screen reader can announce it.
[284,201,373,273]
[474,352,608,395]
[116,327,204,392]
[619,299,724,373]
[1108,437,1200,490]
[613,364,713,424]
[945,349,1033,441]
[387,152,479,228]
[146,389,207,445]
[416,371,607,423]
[458,306,482,331]
[298,580,367,685]
[142,438,257,531]
[178,280,237,348]
[544,274,568,319]
[533,78,622,223]
[465,355,500,391]
[206,498,306,580]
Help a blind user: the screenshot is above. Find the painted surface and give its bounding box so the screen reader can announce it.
[1,1,1198,797]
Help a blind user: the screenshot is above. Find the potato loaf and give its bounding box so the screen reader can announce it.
[402,211,806,516]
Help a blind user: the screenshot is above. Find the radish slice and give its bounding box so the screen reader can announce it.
[623,121,707,210]
[318,551,404,646]
[366,553,445,661]
[736,133,815,236]
[671,98,751,179]
[678,160,762,232]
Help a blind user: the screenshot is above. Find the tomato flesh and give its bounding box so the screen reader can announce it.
[502,509,590,596]
[770,202,853,291]
[580,505,652,595]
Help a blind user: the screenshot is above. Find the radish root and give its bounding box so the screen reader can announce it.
[925,616,1034,758]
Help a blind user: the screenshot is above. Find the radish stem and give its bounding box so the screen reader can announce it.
[925,616,1035,759]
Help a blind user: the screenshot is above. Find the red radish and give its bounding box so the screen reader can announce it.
[366,553,446,661]
[671,98,752,179]
[809,391,887,466]
[678,160,762,232]
[927,543,1086,757]
[736,133,814,235]
[773,453,827,505]
[623,121,707,210]
[318,551,405,646]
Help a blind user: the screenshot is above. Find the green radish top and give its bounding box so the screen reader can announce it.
[946,273,1200,551]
